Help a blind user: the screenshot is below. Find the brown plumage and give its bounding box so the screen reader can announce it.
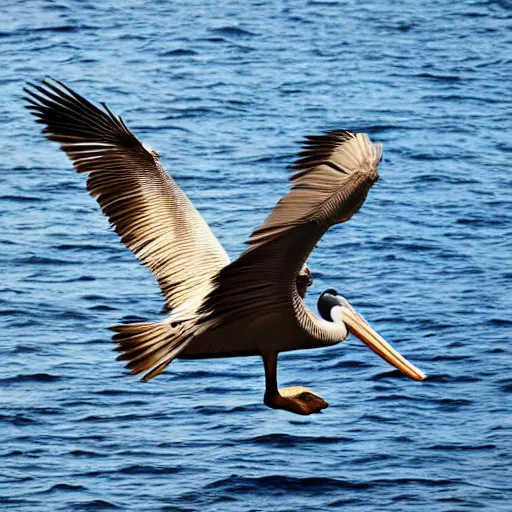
[25,79,424,415]
[24,79,229,317]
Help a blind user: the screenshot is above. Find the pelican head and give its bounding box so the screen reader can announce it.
[318,289,425,381]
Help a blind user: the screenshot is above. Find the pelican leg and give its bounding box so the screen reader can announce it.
[262,351,328,415]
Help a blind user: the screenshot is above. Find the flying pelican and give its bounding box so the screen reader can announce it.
[24,79,425,415]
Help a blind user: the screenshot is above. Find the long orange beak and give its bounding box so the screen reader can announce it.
[340,304,425,381]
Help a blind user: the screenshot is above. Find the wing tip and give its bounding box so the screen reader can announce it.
[291,129,382,174]
[24,78,141,149]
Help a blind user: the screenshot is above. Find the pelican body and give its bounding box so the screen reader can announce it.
[25,79,425,415]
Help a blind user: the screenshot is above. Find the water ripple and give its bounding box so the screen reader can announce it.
[2,0,511,510]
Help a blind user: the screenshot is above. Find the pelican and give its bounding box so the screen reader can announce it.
[24,79,425,415]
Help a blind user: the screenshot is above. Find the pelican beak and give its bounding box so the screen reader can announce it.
[339,302,425,381]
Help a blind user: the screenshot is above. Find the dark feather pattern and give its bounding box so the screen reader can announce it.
[24,79,229,318]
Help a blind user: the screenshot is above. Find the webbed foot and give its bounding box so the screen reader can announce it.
[264,386,328,415]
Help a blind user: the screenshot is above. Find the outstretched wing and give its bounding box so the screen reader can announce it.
[24,79,230,315]
[201,131,382,326]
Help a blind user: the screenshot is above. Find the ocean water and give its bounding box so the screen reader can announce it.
[1,0,511,510]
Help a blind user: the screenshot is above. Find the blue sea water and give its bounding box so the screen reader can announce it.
[1,0,511,510]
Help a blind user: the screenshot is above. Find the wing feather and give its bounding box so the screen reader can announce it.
[201,130,382,327]
[25,79,230,315]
